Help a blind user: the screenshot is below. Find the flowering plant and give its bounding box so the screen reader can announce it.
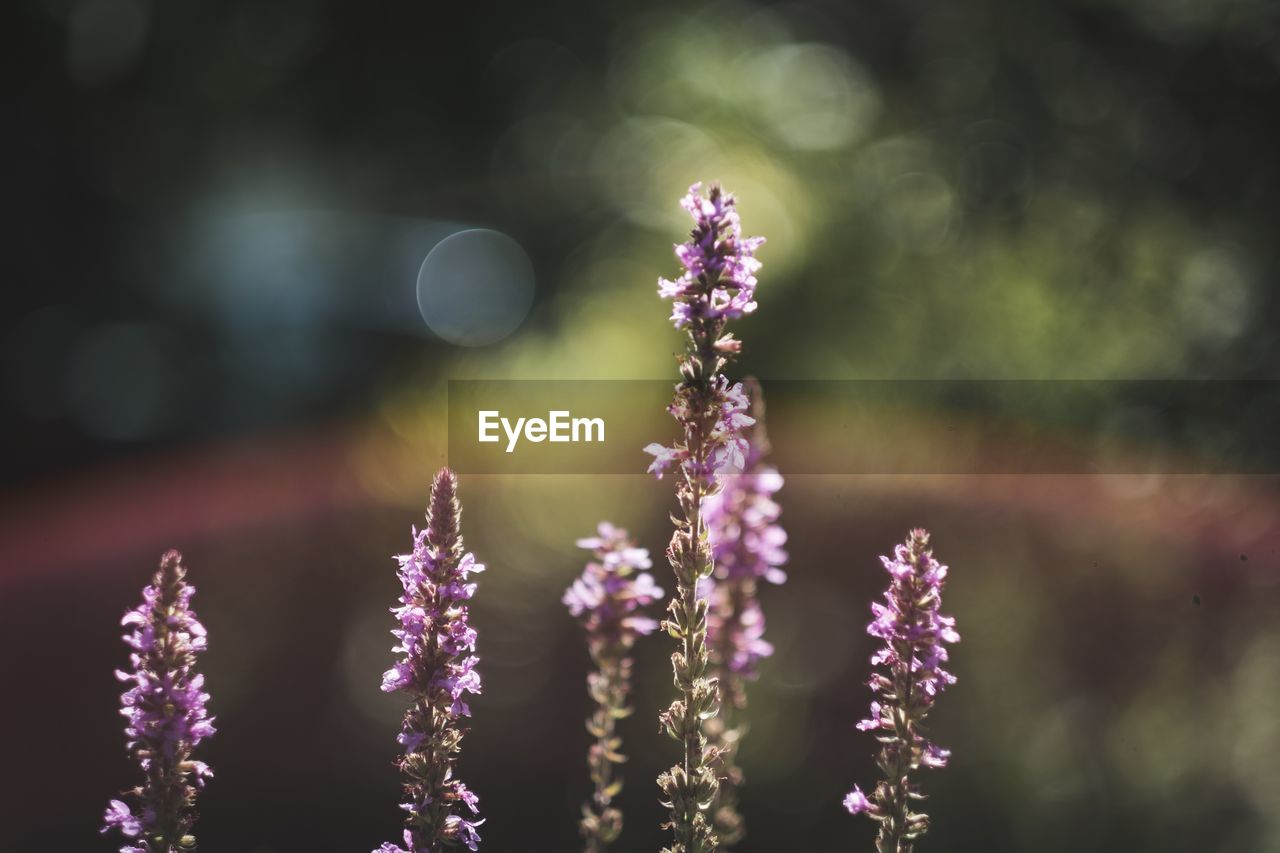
[376,468,485,853]
[103,549,215,853]
[645,182,764,853]
[844,529,959,853]
[564,522,664,852]
[701,378,787,845]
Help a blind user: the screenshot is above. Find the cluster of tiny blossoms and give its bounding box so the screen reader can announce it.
[377,468,484,853]
[645,183,762,483]
[658,184,763,331]
[564,522,664,650]
[703,380,788,683]
[92,180,970,853]
[103,549,215,853]
[563,522,664,852]
[646,182,763,853]
[845,529,959,853]
[700,379,787,845]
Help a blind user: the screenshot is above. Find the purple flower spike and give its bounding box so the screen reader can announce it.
[845,529,959,852]
[376,468,485,853]
[657,182,763,330]
[564,522,663,852]
[701,378,787,846]
[103,549,215,853]
[649,182,765,853]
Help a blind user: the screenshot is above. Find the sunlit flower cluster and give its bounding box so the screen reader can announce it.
[377,468,485,853]
[103,550,215,853]
[658,183,764,330]
[845,529,959,851]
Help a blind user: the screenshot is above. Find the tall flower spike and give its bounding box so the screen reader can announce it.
[103,549,215,853]
[701,379,787,846]
[563,522,664,853]
[376,468,485,853]
[844,530,959,853]
[645,182,764,853]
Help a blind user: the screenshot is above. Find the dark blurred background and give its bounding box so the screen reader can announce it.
[4,0,1280,850]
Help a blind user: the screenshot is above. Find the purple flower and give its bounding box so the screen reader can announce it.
[565,523,663,852]
[700,378,787,845]
[650,182,766,853]
[103,549,215,852]
[843,786,871,816]
[704,381,788,682]
[644,376,753,483]
[845,529,959,850]
[564,521,663,649]
[657,182,763,329]
[103,800,143,838]
[376,468,485,853]
[447,815,484,851]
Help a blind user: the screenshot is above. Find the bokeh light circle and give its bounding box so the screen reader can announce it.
[748,43,881,151]
[416,228,535,346]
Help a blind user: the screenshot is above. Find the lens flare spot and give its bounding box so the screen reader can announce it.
[416,229,535,347]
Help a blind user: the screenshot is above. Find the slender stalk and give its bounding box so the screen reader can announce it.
[565,523,663,852]
[583,654,628,853]
[647,182,764,853]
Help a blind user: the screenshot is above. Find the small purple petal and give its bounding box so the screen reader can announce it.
[843,786,872,815]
